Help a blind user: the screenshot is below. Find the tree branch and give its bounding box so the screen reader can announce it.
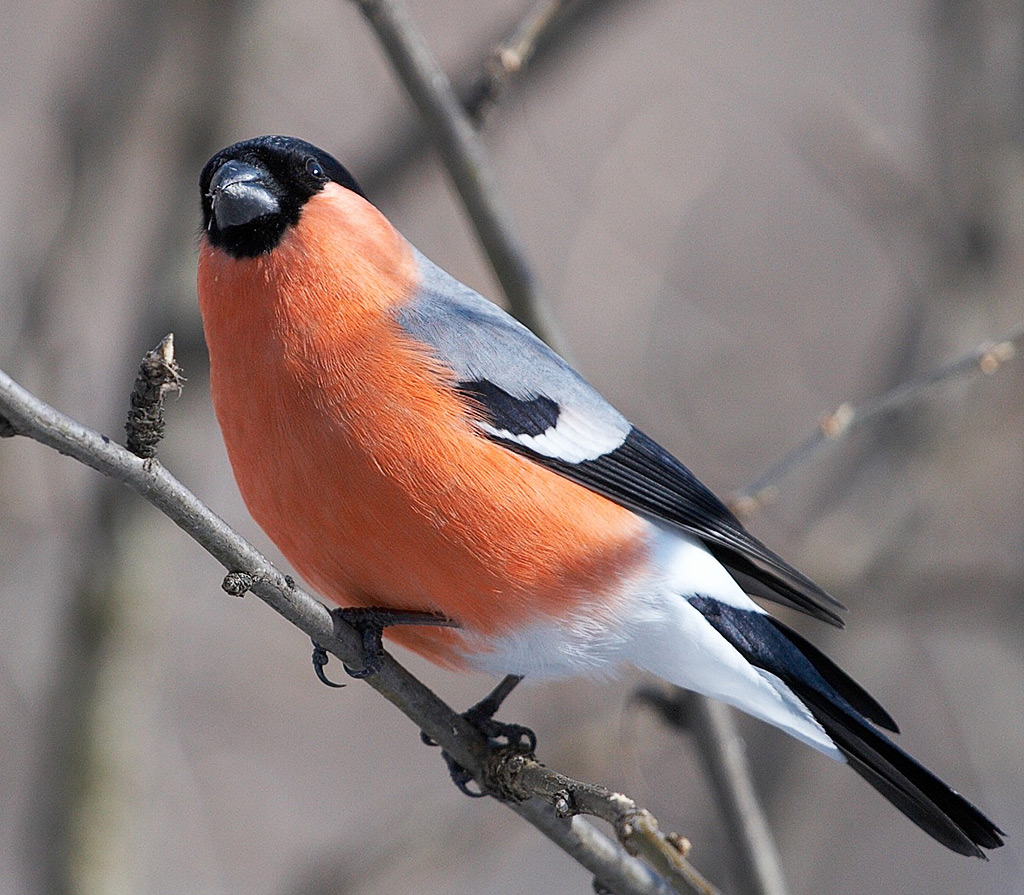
[351,0,625,201]
[729,323,1023,518]
[349,0,569,355]
[464,0,583,123]
[0,355,718,895]
[490,753,718,895]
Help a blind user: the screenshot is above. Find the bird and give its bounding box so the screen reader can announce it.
[196,134,1003,857]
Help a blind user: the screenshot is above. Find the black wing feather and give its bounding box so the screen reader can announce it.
[457,380,560,437]
[449,338,1003,856]
[459,385,846,628]
[592,430,844,626]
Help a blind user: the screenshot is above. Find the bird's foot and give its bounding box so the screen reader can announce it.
[311,607,458,685]
[422,674,535,797]
[311,641,346,688]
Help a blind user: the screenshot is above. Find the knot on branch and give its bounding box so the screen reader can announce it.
[481,750,639,827]
[0,414,15,437]
[483,750,710,889]
[729,483,779,520]
[125,334,183,459]
[222,570,254,596]
[820,402,854,439]
[478,747,538,803]
[979,340,1016,374]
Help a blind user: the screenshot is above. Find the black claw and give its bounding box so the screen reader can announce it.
[311,641,346,688]
[448,759,487,797]
[465,711,537,754]
[341,661,379,679]
[463,674,535,751]
[333,607,457,679]
[422,731,487,795]
[425,675,535,798]
[313,607,456,686]
[337,611,387,679]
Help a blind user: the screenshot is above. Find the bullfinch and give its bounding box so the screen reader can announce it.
[196,135,1003,857]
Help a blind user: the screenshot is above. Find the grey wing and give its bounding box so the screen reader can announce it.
[394,249,845,626]
[397,249,632,462]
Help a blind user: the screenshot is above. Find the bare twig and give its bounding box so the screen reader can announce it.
[730,323,1023,517]
[686,699,788,895]
[465,0,582,123]
[349,0,569,355]
[489,752,719,895]
[0,363,710,895]
[352,0,625,199]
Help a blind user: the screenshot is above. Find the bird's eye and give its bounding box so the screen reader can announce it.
[305,157,325,180]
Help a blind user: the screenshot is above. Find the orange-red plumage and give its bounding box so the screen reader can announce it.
[199,184,648,667]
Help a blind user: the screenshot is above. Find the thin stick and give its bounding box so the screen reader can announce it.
[686,698,790,895]
[635,688,790,895]
[492,754,720,895]
[730,323,1023,517]
[465,0,582,123]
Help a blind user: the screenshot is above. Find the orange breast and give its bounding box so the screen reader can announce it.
[198,185,649,667]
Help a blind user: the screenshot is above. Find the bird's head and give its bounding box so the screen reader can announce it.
[199,135,365,259]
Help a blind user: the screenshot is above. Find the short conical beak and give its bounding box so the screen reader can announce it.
[207,160,280,229]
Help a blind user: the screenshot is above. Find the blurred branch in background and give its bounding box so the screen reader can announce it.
[635,688,790,895]
[354,0,628,203]
[729,324,1023,519]
[15,5,181,895]
[464,0,583,124]
[10,3,249,894]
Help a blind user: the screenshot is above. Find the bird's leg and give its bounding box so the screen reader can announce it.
[311,607,459,685]
[423,674,537,797]
[463,673,531,743]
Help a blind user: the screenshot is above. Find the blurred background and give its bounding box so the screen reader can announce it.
[1,0,1022,893]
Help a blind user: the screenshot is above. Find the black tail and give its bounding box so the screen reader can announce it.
[689,596,1005,857]
[787,677,1004,856]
